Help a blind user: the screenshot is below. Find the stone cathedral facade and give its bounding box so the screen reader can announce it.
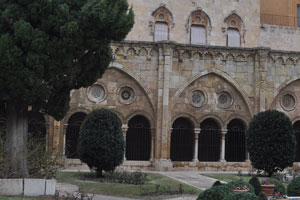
[14,0,300,171]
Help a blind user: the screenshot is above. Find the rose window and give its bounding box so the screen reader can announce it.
[119,86,135,104]
[88,84,106,103]
[281,93,296,111]
[190,90,206,107]
[217,92,233,109]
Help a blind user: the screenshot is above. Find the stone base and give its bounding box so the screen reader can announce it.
[0,179,23,196]
[0,178,56,196]
[154,159,173,171]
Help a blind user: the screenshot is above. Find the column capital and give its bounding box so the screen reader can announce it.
[221,129,228,134]
[122,124,129,133]
[194,128,201,134]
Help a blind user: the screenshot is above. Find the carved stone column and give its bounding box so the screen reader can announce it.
[220,129,228,162]
[122,124,128,161]
[193,128,201,162]
[150,129,155,161]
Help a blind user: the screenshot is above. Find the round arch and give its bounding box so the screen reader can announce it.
[199,114,225,129]
[225,114,249,129]
[126,115,151,161]
[199,118,221,161]
[174,68,253,117]
[293,121,300,162]
[171,113,198,129]
[65,112,87,159]
[170,117,194,161]
[225,118,247,162]
[125,110,154,130]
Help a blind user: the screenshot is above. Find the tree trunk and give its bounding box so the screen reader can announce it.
[5,102,29,177]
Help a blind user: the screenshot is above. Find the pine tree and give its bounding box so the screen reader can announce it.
[0,0,134,177]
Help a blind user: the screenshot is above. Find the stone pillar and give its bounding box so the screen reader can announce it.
[62,122,67,157]
[193,128,201,162]
[154,42,174,171]
[150,129,155,161]
[220,129,228,162]
[254,48,270,114]
[122,124,128,161]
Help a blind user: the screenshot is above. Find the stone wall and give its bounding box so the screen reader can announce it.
[49,40,300,171]
[126,0,260,48]
[260,24,300,51]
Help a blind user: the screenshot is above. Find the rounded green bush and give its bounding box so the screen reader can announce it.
[247,110,296,176]
[197,185,233,200]
[287,177,300,196]
[249,176,261,196]
[78,108,124,177]
[223,192,257,200]
[268,178,286,195]
[227,180,255,194]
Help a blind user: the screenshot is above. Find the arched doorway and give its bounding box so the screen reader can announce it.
[199,118,221,161]
[170,118,194,161]
[293,121,300,162]
[225,119,246,162]
[66,112,86,159]
[126,115,151,161]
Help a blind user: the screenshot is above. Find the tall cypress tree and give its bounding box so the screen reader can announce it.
[0,0,134,177]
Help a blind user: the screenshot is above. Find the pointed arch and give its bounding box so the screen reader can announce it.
[109,62,155,115]
[151,5,174,24]
[187,9,212,29]
[174,67,253,116]
[224,12,245,31]
[271,75,300,108]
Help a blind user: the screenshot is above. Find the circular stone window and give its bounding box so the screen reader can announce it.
[281,93,297,111]
[159,14,165,20]
[87,84,106,103]
[195,16,201,23]
[190,90,206,107]
[119,86,135,104]
[217,91,233,109]
[230,20,236,26]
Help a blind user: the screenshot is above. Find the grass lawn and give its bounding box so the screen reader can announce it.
[56,172,201,199]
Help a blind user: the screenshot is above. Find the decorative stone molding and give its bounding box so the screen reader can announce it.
[190,89,207,108]
[281,92,297,111]
[87,83,107,104]
[149,5,175,36]
[223,11,246,46]
[217,91,234,109]
[118,86,136,105]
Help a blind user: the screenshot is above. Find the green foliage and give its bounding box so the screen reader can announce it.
[213,180,222,187]
[0,0,134,120]
[287,177,300,196]
[104,171,147,185]
[197,185,233,200]
[249,176,261,196]
[223,192,257,200]
[78,109,124,177]
[257,191,268,200]
[268,178,286,195]
[226,180,255,194]
[247,110,296,176]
